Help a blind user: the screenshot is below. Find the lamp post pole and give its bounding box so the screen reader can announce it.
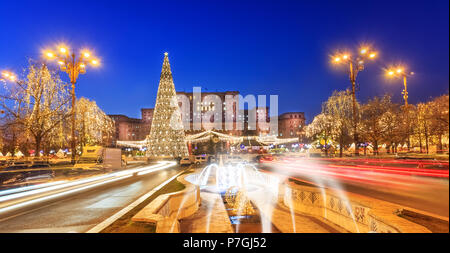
[402,75,408,107]
[70,78,76,163]
[349,60,359,156]
[66,52,80,165]
[402,74,410,152]
[386,67,413,152]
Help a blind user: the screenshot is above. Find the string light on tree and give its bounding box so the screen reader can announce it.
[146,52,188,158]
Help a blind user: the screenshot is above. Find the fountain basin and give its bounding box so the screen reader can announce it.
[282,180,432,233]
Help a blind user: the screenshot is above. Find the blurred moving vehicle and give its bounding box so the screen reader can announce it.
[225,155,244,165]
[255,154,274,163]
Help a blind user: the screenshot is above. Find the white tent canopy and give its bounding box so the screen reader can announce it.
[56,149,65,158]
[14,151,24,157]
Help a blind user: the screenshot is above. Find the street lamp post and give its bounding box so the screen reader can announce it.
[1,71,17,148]
[386,67,413,107]
[1,70,20,153]
[43,45,99,164]
[386,67,414,151]
[332,47,377,156]
[402,75,408,107]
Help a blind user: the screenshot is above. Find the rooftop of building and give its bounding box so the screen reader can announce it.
[279,112,305,119]
[108,114,142,123]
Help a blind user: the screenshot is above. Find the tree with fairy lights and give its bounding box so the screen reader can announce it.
[146,53,188,158]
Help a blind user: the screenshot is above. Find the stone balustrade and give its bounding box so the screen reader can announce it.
[282,180,431,233]
[131,174,200,233]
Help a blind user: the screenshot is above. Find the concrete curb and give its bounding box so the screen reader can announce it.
[283,180,432,233]
[85,169,186,233]
[132,173,200,233]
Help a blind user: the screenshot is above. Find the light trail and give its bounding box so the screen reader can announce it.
[0,181,69,197]
[262,158,449,178]
[0,161,176,215]
[306,157,449,165]
[260,158,449,192]
[260,157,449,217]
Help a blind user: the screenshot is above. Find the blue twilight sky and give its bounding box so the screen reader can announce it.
[0,0,448,122]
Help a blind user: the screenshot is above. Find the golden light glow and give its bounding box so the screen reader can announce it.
[369,53,376,58]
[1,71,16,82]
[388,71,394,76]
[45,51,54,58]
[343,54,349,60]
[41,46,100,75]
[396,68,403,73]
[360,48,367,54]
[334,57,341,63]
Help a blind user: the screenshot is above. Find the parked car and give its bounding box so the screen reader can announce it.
[0,163,54,185]
[2,165,28,171]
[24,167,55,181]
[0,172,25,185]
[194,155,207,164]
[180,157,193,166]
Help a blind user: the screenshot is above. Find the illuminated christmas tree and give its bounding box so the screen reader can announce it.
[146,52,188,158]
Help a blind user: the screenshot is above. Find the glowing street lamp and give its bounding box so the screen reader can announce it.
[42,44,100,164]
[1,70,17,82]
[385,65,414,106]
[331,45,378,156]
[385,65,414,152]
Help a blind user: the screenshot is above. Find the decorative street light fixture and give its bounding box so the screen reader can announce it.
[1,70,17,83]
[43,44,100,164]
[385,65,414,151]
[331,45,377,156]
[385,66,414,107]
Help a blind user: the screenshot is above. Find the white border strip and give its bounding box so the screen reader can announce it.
[85,169,186,233]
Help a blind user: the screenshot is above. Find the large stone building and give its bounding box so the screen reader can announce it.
[109,108,153,142]
[277,112,306,139]
[176,91,241,135]
[108,90,244,142]
[109,94,304,142]
[240,107,270,136]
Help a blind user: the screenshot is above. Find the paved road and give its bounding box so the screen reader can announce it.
[259,160,449,218]
[0,165,182,232]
